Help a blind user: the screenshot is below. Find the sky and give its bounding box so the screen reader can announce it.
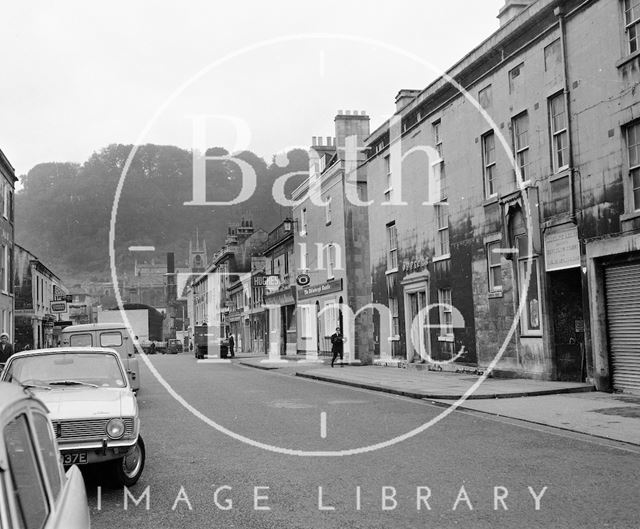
[1,0,506,178]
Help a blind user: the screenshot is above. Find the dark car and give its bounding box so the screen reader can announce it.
[167,339,183,354]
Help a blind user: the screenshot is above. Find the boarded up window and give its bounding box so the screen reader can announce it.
[544,39,562,72]
[509,63,524,94]
[478,85,492,109]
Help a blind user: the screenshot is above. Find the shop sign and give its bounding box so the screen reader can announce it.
[402,256,429,273]
[298,279,343,300]
[544,226,580,272]
[252,274,280,292]
[264,286,296,306]
[265,275,280,293]
[50,301,67,313]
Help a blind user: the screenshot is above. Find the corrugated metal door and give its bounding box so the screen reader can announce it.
[605,262,640,393]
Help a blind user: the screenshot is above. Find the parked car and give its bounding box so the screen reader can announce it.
[167,339,183,354]
[0,381,91,528]
[1,347,145,487]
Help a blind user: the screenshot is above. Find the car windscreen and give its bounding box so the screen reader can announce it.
[4,352,127,388]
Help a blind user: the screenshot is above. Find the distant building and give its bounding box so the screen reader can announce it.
[13,244,68,349]
[66,288,96,326]
[80,279,125,310]
[127,261,166,310]
[0,148,16,340]
[187,218,268,357]
[262,220,296,356]
[184,231,208,348]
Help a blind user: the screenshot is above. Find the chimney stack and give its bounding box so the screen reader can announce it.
[394,89,421,112]
[497,0,534,26]
[166,252,176,302]
[334,109,370,160]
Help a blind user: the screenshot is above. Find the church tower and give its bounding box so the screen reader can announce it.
[189,228,207,273]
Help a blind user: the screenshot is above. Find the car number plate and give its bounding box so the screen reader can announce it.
[62,452,88,465]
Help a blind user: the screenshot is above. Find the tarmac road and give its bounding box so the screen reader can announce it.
[84,354,640,529]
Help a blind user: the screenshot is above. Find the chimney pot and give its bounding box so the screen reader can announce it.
[345,110,351,115]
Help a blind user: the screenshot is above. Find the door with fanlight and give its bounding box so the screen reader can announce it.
[403,278,429,362]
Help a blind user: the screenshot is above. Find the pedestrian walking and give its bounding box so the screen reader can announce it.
[0,333,14,365]
[330,327,345,368]
[228,334,235,358]
[149,342,156,355]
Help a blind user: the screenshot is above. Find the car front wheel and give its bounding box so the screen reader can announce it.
[112,436,145,487]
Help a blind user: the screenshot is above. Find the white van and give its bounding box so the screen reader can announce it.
[59,323,141,391]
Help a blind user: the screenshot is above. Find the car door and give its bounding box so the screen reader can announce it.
[3,411,51,529]
[1,403,90,529]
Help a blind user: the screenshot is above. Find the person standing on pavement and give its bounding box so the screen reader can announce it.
[228,334,235,358]
[330,327,345,368]
[0,333,14,365]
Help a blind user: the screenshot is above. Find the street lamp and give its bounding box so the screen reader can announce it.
[283,218,297,232]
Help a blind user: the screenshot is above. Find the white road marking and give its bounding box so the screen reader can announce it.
[320,411,327,439]
[197,359,231,364]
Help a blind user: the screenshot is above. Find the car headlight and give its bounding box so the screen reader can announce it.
[106,418,125,439]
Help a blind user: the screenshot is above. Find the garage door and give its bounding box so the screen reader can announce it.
[605,262,640,393]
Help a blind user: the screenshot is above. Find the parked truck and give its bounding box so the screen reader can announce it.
[193,325,229,359]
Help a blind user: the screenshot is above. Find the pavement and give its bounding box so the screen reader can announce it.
[232,352,640,447]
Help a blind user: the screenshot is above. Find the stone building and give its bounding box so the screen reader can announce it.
[292,111,374,362]
[188,219,267,356]
[0,148,16,340]
[262,219,297,356]
[13,244,68,349]
[364,0,640,392]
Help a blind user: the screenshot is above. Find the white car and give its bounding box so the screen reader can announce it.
[0,381,91,528]
[1,347,145,487]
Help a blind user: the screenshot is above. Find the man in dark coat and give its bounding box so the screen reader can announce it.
[228,334,235,358]
[0,333,14,365]
[330,327,344,368]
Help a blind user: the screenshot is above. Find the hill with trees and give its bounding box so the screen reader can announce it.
[15,144,309,282]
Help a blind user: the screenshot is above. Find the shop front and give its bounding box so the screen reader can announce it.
[264,286,297,357]
[587,232,640,394]
[296,278,345,358]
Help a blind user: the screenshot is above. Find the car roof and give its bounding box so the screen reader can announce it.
[60,322,131,332]
[8,347,121,360]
